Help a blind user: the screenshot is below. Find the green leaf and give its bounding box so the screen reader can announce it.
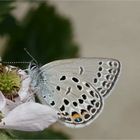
[3,2,79,68]
[0,1,15,23]
[0,130,16,140]
[12,128,70,139]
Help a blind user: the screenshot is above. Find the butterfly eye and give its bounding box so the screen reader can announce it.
[29,62,38,71]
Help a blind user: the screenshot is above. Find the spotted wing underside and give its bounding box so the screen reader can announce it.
[37,71,104,127]
[36,58,120,127]
[40,58,121,98]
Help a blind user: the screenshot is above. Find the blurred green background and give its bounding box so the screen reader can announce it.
[0,1,79,67]
[0,0,79,139]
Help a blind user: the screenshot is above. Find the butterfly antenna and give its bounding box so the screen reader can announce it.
[24,48,38,64]
[0,61,30,64]
[0,56,30,64]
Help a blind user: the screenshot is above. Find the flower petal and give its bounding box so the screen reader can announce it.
[2,99,20,115]
[0,91,6,111]
[18,77,31,101]
[0,102,58,131]
[18,69,28,80]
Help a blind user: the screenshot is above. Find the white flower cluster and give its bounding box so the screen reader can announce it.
[0,66,58,131]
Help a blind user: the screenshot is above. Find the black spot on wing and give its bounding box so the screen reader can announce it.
[94,78,97,83]
[64,99,69,105]
[50,101,55,106]
[91,108,96,114]
[98,67,103,71]
[85,83,90,88]
[99,61,103,65]
[78,99,84,104]
[60,105,65,111]
[82,94,87,100]
[97,72,101,77]
[60,76,66,81]
[72,77,79,83]
[87,105,92,111]
[84,114,90,119]
[56,86,60,91]
[73,102,78,107]
[89,90,94,97]
[77,85,82,90]
[103,60,121,97]
[79,67,84,75]
[66,87,71,95]
[95,102,99,108]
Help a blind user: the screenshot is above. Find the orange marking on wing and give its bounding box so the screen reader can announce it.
[72,113,81,119]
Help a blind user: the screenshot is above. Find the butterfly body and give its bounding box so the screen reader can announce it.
[29,58,121,128]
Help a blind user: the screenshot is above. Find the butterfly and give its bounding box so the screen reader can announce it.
[29,58,121,128]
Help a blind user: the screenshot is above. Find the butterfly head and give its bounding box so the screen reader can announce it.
[28,61,41,91]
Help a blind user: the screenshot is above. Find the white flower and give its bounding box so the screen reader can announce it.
[0,66,58,131]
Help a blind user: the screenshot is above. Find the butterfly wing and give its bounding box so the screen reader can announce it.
[40,58,121,98]
[36,72,104,128]
[33,58,120,127]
